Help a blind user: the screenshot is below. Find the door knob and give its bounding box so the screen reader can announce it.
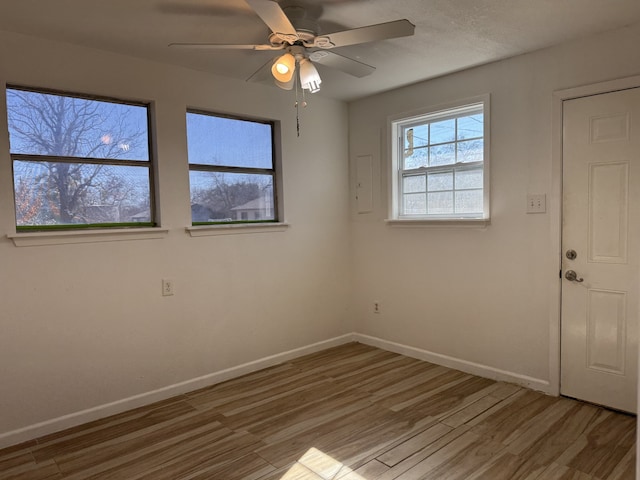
[565,270,584,282]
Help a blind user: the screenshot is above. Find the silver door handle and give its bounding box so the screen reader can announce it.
[565,270,584,282]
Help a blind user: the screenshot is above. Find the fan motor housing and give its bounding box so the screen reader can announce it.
[284,4,320,37]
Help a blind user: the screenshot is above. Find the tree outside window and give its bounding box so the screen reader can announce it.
[7,87,154,229]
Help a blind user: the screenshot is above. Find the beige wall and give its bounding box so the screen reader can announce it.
[0,31,352,440]
[348,24,640,386]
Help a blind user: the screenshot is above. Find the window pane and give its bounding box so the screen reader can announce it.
[427,171,453,191]
[430,118,455,144]
[7,89,149,161]
[430,143,455,166]
[403,193,426,215]
[455,189,483,214]
[403,175,426,193]
[189,171,274,222]
[457,114,483,140]
[455,168,483,189]
[404,125,429,150]
[14,160,151,226]
[457,139,483,163]
[186,112,273,169]
[427,191,453,214]
[403,147,428,169]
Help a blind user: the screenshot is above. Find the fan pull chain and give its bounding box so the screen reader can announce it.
[296,105,300,137]
[293,69,309,138]
[294,70,300,137]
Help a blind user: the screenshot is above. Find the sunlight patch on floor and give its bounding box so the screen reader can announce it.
[279,448,367,480]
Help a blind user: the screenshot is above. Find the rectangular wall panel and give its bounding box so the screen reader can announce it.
[588,162,628,263]
[587,289,627,375]
[356,155,373,213]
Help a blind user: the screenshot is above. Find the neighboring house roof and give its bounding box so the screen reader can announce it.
[231,197,271,211]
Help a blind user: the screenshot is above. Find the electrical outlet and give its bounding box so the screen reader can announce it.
[374,302,381,314]
[162,278,174,296]
[526,194,546,214]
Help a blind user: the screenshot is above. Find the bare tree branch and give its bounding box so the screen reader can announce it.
[7,89,148,225]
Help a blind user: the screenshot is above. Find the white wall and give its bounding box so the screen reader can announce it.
[348,24,640,388]
[0,31,352,443]
[3,19,640,450]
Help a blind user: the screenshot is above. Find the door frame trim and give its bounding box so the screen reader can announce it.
[550,75,640,397]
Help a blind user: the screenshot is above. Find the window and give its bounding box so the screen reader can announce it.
[390,98,489,221]
[7,86,154,230]
[186,110,278,225]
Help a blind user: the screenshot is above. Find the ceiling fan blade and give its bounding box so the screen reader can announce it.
[309,50,375,78]
[246,0,298,39]
[169,43,284,51]
[316,19,415,48]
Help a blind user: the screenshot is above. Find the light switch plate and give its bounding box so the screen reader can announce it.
[526,194,546,214]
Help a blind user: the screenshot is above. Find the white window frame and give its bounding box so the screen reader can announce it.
[184,109,289,236]
[388,95,490,225]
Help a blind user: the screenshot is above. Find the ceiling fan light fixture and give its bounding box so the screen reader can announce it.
[274,76,295,90]
[299,58,321,93]
[271,53,295,82]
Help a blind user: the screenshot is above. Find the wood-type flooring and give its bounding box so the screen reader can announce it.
[0,342,636,479]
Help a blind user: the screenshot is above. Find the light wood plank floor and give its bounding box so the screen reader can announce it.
[0,343,635,479]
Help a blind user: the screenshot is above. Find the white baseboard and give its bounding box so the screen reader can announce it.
[0,332,552,450]
[0,333,356,450]
[353,333,552,394]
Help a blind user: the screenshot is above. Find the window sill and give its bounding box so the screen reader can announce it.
[186,222,290,237]
[385,218,490,228]
[7,227,169,247]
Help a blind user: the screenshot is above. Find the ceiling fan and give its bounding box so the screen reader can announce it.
[169,0,415,93]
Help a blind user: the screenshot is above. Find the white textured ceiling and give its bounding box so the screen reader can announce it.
[1,0,640,101]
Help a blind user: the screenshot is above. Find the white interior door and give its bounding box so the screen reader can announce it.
[561,87,640,413]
